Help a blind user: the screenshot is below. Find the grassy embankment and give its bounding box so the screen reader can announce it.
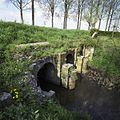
[0,21,120,119]
[0,21,91,120]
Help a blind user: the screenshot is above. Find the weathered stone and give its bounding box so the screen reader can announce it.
[61,63,77,89]
[42,90,55,98]
[0,92,12,107]
[0,92,11,101]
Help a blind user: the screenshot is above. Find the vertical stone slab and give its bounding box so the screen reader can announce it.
[57,53,61,78]
[61,64,77,89]
[76,56,83,73]
[89,47,94,61]
[74,48,77,66]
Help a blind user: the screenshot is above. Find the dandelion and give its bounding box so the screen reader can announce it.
[10,88,20,101]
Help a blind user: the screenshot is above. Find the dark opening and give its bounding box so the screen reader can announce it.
[37,63,58,91]
[80,45,84,56]
[66,53,74,64]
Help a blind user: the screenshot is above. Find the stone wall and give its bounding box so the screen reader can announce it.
[31,46,94,90]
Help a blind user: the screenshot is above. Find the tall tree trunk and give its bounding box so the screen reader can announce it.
[108,0,117,31]
[77,0,84,29]
[116,15,120,31]
[20,0,24,24]
[98,1,105,30]
[98,18,102,30]
[79,4,84,30]
[89,0,93,29]
[32,0,35,26]
[51,12,54,28]
[88,23,90,30]
[63,0,68,29]
[108,9,114,31]
[51,0,54,28]
[77,0,80,29]
[105,2,113,31]
[95,0,100,28]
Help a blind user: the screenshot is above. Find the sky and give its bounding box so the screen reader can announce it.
[0,0,108,30]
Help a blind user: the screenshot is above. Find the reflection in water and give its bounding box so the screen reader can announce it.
[41,75,120,120]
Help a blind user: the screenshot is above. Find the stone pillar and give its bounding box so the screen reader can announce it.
[89,47,94,61]
[57,53,62,82]
[61,64,77,89]
[76,56,83,73]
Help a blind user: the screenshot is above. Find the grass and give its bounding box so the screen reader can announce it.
[0,21,120,120]
[0,21,92,120]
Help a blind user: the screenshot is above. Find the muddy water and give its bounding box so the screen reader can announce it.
[41,75,120,120]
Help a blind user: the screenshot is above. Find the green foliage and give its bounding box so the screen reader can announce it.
[0,21,92,120]
[90,28,120,37]
[98,31,120,37]
[90,28,99,36]
[0,21,90,46]
[0,99,91,120]
[89,37,120,77]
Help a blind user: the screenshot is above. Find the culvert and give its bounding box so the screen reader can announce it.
[37,62,60,91]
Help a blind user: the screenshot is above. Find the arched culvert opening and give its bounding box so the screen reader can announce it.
[66,53,74,64]
[37,63,59,91]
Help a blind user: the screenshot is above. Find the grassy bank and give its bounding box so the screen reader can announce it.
[0,21,91,120]
[0,21,120,119]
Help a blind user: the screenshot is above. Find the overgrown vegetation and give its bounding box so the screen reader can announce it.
[0,21,92,120]
[0,21,120,119]
[89,36,120,88]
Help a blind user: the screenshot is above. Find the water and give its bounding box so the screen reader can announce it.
[41,75,120,120]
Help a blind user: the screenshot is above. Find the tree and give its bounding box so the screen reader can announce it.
[63,0,74,29]
[105,0,113,31]
[107,0,120,31]
[76,0,85,29]
[83,0,98,30]
[38,0,59,28]
[97,0,107,30]
[9,0,30,24]
[31,0,35,25]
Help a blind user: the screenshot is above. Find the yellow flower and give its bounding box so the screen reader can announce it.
[16,95,19,98]
[15,92,19,94]
[14,89,17,91]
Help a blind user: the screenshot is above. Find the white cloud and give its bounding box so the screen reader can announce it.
[0,0,5,4]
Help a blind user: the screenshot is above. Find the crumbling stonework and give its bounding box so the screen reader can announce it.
[30,46,94,90]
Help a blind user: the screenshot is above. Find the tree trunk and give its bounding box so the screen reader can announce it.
[88,23,90,30]
[98,18,101,30]
[108,9,114,31]
[105,2,113,31]
[77,0,80,29]
[98,1,105,30]
[51,12,54,28]
[89,0,93,30]
[20,0,24,24]
[63,0,68,29]
[79,5,84,30]
[32,0,35,26]
[77,0,84,30]
[77,10,80,29]
[108,0,117,31]
[116,15,120,31]
[51,0,54,28]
